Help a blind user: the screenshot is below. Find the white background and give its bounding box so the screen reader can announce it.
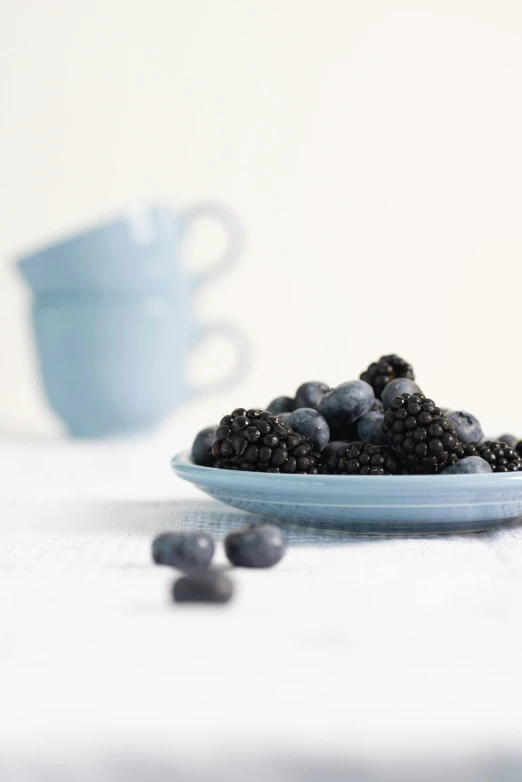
[1,0,522,438]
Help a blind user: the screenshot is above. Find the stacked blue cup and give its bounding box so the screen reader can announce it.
[17,202,248,438]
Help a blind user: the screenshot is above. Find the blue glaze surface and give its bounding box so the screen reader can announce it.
[31,299,247,438]
[17,202,244,294]
[172,451,522,535]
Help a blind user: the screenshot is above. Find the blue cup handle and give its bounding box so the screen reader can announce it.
[180,202,244,288]
[189,320,250,396]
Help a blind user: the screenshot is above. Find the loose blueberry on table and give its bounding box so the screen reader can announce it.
[152,527,288,606]
[225,524,287,568]
[190,353,522,476]
[173,570,234,604]
[152,532,215,570]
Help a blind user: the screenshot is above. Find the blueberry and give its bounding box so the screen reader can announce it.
[191,426,218,466]
[295,382,330,411]
[288,407,330,451]
[381,378,423,410]
[225,524,287,568]
[499,434,518,449]
[318,380,375,440]
[152,533,215,570]
[173,570,233,603]
[356,410,389,445]
[322,440,348,461]
[446,411,484,445]
[442,457,493,475]
[267,396,295,414]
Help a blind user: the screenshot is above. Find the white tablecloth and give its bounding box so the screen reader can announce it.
[2,433,522,781]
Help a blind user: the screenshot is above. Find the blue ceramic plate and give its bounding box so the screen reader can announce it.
[171,452,522,535]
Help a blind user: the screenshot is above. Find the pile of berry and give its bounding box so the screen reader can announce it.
[152,524,287,604]
[192,354,522,476]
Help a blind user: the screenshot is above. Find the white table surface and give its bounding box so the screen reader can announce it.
[2,431,522,781]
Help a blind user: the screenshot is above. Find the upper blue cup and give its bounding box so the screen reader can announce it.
[16,201,244,294]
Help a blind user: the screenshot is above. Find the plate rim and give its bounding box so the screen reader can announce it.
[172,450,522,491]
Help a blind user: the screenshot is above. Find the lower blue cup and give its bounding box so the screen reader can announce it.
[31,295,249,438]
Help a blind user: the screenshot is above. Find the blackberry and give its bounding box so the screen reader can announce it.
[382,393,462,474]
[455,443,479,459]
[322,440,348,461]
[322,442,399,475]
[458,441,522,473]
[211,408,321,473]
[361,355,415,400]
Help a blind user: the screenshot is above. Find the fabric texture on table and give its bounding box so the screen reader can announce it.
[1,438,522,781]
